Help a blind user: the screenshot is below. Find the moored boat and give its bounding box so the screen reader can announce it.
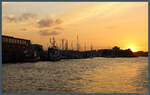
[48,46,61,61]
[47,37,61,61]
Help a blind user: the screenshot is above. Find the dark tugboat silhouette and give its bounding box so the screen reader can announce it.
[48,37,61,61]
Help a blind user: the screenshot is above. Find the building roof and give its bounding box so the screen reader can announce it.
[2,35,30,41]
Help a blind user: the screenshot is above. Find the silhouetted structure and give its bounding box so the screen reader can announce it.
[48,37,61,61]
[99,46,135,57]
[2,35,32,63]
[133,51,148,57]
[2,35,140,63]
[31,44,43,60]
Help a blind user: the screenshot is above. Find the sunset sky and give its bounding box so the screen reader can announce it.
[2,2,148,51]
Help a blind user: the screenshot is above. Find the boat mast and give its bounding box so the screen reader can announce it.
[84,41,86,51]
[71,40,73,50]
[65,40,68,50]
[90,43,93,51]
[52,36,56,47]
[61,39,64,50]
[49,37,52,47]
[77,33,80,51]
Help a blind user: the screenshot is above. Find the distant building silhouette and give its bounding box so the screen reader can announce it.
[112,46,120,51]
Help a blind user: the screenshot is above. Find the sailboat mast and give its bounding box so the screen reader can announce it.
[77,33,80,51]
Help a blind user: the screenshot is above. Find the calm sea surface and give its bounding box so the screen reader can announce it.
[2,57,148,93]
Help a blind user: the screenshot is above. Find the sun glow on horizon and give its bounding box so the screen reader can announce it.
[128,46,136,52]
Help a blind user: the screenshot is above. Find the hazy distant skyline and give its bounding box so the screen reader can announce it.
[2,2,148,51]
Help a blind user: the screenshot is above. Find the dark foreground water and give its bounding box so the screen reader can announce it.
[2,57,148,93]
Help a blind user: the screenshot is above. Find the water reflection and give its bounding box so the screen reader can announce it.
[2,57,148,93]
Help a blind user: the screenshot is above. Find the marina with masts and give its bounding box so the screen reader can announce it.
[2,33,147,63]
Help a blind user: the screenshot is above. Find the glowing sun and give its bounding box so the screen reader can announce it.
[129,46,135,52]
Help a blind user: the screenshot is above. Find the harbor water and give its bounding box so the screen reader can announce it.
[2,57,148,93]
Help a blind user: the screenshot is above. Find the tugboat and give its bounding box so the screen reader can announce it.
[48,37,61,61]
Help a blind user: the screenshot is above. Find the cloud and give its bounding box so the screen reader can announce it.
[49,31,61,35]
[54,27,64,30]
[39,30,61,36]
[3,13,37,23]
[37,17,63,28]
[3,14,18,22]
[19,13,37,21]
[55,18,63,24]
[38,18,54,27]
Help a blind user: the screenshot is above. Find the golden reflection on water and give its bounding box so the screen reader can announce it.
[2,57,148,93]
[78,58,148,93]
